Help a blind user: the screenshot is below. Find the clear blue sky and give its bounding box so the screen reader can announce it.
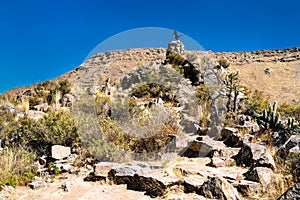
[0,0,299,94]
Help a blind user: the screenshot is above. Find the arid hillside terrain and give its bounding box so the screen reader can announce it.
[2,47,299,104]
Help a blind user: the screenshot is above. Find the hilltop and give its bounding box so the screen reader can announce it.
[2,47,299,104]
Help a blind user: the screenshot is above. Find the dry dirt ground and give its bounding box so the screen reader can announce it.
[1,171,207,200]
[231,61,300,104]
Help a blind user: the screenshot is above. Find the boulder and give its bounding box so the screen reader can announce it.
[209,157,235,168]
[25,110,47,120]
[220,127,243,147]
[210,147,240,159]
[243,167,274,189]
[183,177,205,193]
[233,143,276,169]
[277,180,300,200]
[0,104,15,113]
[61,94,75,107]
[51,145,71,160]
[198,176,241,200]
[237,180,261,196]
[183,136,226,158]
[277,135,300,159]
[108,164,182,197]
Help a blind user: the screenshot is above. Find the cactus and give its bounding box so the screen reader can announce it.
[262,102,281,129]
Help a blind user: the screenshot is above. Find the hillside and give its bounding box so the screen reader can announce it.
[2,47,300,104]
[0,44,300,200]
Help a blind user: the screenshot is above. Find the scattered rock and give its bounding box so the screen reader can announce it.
[183,136,226,158]
[61,181,71,192]
[277,180,300,200]
[0,104,15,113]
[51,145,71,160]
[198,176,241,200]
[61,93,75,107]
[237,180,261,196]
[209,157,235,168]
[277,135,300,159]
[25,110,47,120]
[233,143,276,169]
[220,127,243,147]
[243,167,274,189]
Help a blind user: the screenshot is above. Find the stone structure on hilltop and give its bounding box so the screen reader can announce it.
[167,40,185,55]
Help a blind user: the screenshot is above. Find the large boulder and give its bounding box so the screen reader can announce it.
[237,180,261,196]
[51,145,71,160]
[243,167,274,189]
[220,127,243,147]
[108,164,182,197]
[277,180,300,200]
[198,176,241,200]
[61,94,75,107]
[182,136,226,158]
[233,143,276,169]
[277,135,300,159]
[25,110,47,120]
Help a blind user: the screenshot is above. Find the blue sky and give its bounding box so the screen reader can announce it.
[0,0,299,94]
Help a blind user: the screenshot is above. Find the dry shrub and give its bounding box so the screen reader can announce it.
[0,148,36,187]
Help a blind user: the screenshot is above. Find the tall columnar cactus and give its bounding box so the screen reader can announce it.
[262,102,281,129]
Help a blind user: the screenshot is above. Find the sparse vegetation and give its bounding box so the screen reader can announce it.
[245,89,270,114]
[0,148,36,187]
[217,58,230,69]
[132,82,171,99]
[0,110,79,156]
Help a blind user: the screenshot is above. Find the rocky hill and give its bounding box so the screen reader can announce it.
[0,43,300,200]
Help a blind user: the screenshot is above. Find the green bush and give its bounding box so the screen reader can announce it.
[196,85,212,127]
[0,110,79,156]
[166,52,185,74]
[132,82,171,99]
[278,101,300,121]
[245,89,270,114]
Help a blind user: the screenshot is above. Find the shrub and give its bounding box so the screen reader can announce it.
[245,89,270,114]
[166,52,185,75]
[58,80,71,95]
[278,101,300,121]
[217,58,230,68]
[0,148,36,187]
[286,152,300,181]
[196,85,212,127]
[132,82,171,99]
[0,110,79,156]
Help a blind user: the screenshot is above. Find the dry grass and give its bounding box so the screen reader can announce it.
[0,148,36,188]
[231,61,300,104]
